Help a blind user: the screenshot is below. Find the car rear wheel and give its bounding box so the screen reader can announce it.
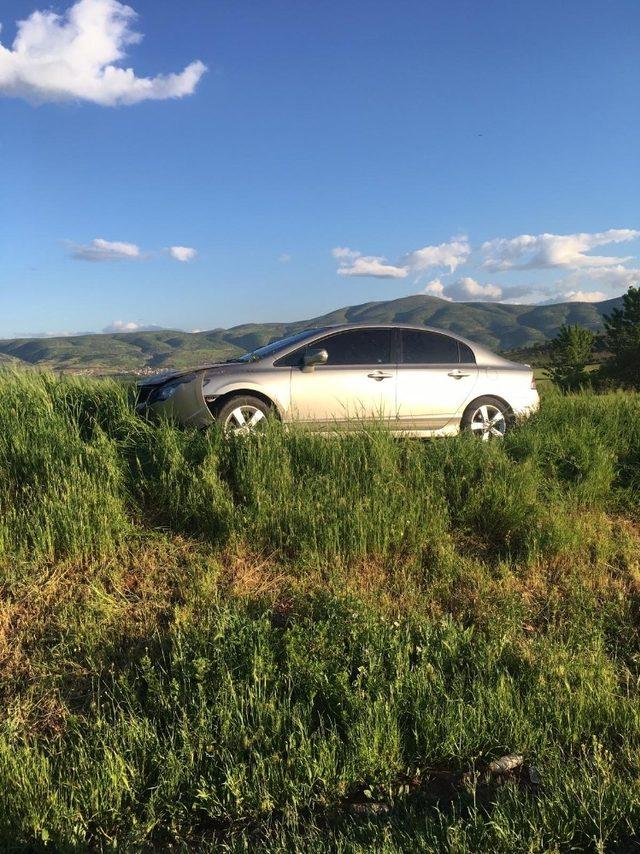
[215,395,272,435]
[461,396,512,441]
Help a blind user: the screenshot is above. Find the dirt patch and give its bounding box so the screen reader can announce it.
[338,754,540,819]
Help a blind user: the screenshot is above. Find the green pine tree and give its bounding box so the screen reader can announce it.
[604,286,640,389]
[548,324,594,392]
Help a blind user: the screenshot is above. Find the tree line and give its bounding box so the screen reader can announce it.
[549,286,640,392]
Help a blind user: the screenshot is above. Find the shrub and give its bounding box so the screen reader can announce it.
[604,285,640,389]
[548,324,594,392]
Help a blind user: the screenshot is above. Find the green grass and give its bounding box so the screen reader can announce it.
[1,370,639,851]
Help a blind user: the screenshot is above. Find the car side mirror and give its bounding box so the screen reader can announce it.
[302,348,328,372]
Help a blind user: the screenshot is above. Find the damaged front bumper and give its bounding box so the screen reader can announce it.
[136,372,215,428]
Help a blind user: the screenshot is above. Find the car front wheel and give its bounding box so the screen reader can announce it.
[215,395,272,435]
[461,396,512,441]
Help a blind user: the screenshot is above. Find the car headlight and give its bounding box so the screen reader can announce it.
[150,374,196,404]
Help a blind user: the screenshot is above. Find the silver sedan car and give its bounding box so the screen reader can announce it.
[136,323,539,439]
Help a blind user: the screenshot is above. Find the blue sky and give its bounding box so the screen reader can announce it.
[1,0,639,338]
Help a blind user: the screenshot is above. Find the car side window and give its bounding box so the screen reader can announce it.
[275,328,393,366]
[401,330,463,364]
[458,341,476,364]
[316,329,392,365]
[274,348,305,367]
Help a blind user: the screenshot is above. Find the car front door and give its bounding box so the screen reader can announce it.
[286,328,397,427]
[396,329,479,430]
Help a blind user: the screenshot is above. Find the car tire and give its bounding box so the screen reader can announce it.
[214,395,273,434]
[460,396,512,441]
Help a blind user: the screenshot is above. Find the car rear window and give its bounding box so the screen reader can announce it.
[458,341,475,363]
[401,330,461,364]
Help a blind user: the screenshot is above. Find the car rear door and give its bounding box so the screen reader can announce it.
[396,329,478,430]
[287,328,397,427]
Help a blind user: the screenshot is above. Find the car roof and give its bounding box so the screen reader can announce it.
[316,320,475,342]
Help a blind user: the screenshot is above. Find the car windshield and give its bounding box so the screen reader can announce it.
[227,328,326,363]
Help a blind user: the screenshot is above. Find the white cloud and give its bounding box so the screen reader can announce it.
[103,320,143,332]
[70,237,141,261]
[557,265,640,291]
[332,228,640,304]
[102,320,161,333]
[403,238,470,273]
[12,321,166,337]
[539,266,640,305]
[422,276,505,302]
[456,277,502,299]
[562,290,608,303]
[169,246,197,262]
[482,229,640,272]
[333,247,408,279]
[332,238,469,280]
[279,253,292,263]
[0,0,206,106]
[338,257,408,279]
[422,278,449,298]
[332,247,360,261]
[16,328,92,338]
[70,238,201,262]
[444,277,503,301]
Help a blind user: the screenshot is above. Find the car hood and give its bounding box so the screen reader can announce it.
[137,362,241,387]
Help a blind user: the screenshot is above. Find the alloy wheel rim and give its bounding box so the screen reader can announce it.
[469,404,506,441]
[224,405,266,435]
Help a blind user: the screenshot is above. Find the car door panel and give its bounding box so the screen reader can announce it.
[396,366,478,429]
[288,329,397,427]
[396,330,478,430]
[290,365,396,426]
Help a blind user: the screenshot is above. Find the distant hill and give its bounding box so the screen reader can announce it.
[0,353,23,367]
[0,295,622,374]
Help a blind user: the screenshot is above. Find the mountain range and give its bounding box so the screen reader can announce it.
[0,294,621,374]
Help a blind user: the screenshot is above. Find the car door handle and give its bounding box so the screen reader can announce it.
[367,371,393,381]
[448,370,470,379]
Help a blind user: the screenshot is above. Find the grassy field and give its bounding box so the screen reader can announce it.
[1,371,639,851]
